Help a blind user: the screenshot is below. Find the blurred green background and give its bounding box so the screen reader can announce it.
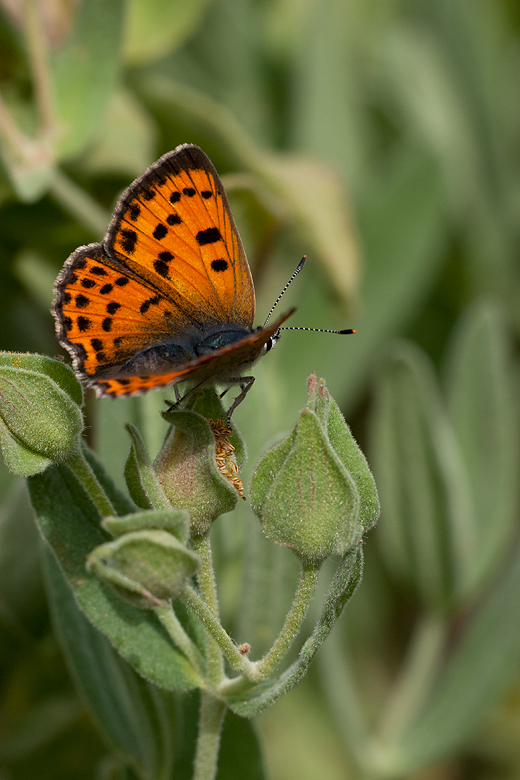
[1,0,520,778]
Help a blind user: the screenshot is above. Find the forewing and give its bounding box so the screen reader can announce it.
[104,144,255,332]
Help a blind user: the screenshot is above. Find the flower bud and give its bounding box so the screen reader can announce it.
[251,376,379,565]
[86,530,200,609]
[154,409,239,537]
[102,508,190,544]
[0,352,83,475]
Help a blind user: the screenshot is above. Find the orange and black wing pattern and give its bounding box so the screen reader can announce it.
[53,144,268,398]
[105,144,255,332]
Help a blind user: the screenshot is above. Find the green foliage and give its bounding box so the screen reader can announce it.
[1,0,520,778]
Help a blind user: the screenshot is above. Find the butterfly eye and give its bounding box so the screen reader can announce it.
[261,329,281,356]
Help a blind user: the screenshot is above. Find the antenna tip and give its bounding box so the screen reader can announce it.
[339,329,356,334]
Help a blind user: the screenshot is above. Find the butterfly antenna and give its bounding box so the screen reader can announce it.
[280,326,356,334]
[263,256,308,327]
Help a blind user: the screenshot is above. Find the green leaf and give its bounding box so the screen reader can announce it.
[42,544,174,776]
[28,457,203,691]
[0,693,81,761]
[78,89,155,178]
[387,534,520,775]
[257,153,359,307]
[444,301,518,594]
[218,711,266,779]
[51,0,125,159]
[0,479,45,627]
[370,341,475,610]
[124,424,172,511]
[228,546,363,717]
[123,0,209,64]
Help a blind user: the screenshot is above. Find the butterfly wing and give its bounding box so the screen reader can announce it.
[53,143,278,400]
[105,144,255,334]
[53,244,183,383]
[92,309,295,397]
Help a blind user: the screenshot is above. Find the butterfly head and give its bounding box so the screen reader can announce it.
[260,327,282,356]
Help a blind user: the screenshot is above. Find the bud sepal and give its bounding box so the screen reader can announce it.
[87,529,201,609]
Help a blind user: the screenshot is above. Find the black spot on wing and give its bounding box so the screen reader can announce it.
[153,223,167,240]
[128,202,141,221]
[75,294,90,308]
[154,259,169,277]
[196,227,222,246]
[140,295,161,314]
[121,229,138,254]
[211,259,228,272]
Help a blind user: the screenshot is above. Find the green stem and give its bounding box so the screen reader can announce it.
[181,584,258,682]
[66,448,115,518]
[154,604,206,680]
[378,611,447,744]
[191,536,225,685]
[253,563,320,678]
[49,168,109,237]
[192,693,226,780]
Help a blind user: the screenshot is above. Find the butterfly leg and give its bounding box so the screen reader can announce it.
[223,376,255,420]
[164,379,209,413]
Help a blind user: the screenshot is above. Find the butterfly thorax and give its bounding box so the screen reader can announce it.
[195,325,254,356]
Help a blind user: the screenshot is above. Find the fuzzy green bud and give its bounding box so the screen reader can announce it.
[154,409,239,536]
[251,376,379,565]
[86,529,200,609]
[0,352,84,475]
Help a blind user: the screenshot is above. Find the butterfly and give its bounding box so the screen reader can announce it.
[53,144,353,416]
[53,144,297,415]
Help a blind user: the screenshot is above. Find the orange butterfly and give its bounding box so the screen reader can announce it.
[53,144,351,415]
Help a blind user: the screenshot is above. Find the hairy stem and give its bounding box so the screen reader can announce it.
[191,535,225,685]
[66,448,115,518]
[192,693,226,780]
[253,563,320,678]
[154,603,206,680]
